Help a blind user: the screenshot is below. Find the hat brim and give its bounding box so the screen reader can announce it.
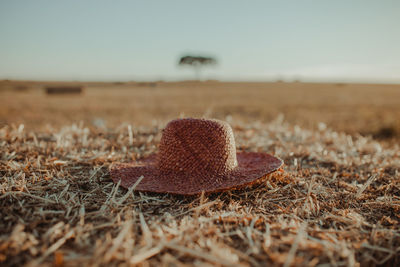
[110,152,283,195]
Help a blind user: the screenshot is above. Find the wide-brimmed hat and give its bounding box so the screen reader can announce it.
[110,118,283,195]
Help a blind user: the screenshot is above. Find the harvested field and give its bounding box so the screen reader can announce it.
[1,80,400,266]
[1,117,399,266]
[1,80,400,141]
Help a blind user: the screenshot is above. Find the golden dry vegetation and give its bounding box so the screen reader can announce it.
[1,80,400,266]
[1,80,400,140]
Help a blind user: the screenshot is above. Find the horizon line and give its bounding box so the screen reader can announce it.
[2,78,400,86]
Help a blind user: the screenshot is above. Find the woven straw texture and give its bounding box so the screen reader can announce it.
[110,118,283,194]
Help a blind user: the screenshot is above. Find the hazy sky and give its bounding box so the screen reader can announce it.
[1,0,399,82]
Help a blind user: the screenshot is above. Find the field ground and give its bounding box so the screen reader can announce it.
[1,80,400,140]
[1,80,400,266]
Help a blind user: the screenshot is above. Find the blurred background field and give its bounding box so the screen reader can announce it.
[1,80,400,141]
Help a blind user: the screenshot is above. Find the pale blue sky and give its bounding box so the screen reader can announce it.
[0,0,399,82]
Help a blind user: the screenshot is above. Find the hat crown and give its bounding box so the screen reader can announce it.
[158,118,238,175]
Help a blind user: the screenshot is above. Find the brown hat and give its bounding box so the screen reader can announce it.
[110,118,283,195]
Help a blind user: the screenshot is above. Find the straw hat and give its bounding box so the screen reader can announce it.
[110,118,283,195]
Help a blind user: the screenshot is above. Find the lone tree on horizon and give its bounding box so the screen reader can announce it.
[178,55,217,80]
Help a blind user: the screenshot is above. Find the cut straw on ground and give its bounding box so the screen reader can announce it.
[1,118,399,266]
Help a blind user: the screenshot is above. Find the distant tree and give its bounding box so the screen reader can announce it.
[178,55,217,80]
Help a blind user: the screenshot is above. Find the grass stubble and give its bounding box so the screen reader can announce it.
[0,116,399,266]
[1,81,400,141]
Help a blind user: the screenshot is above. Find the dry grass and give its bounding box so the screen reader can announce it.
[1,116,399,266]
[1,80,400,140]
